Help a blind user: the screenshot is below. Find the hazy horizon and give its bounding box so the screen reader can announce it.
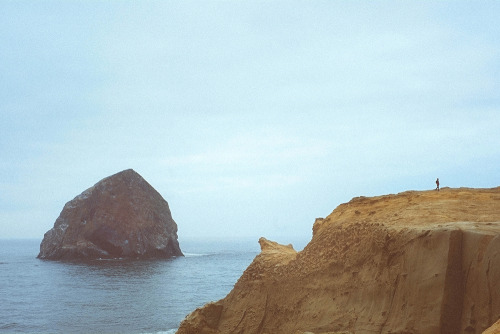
[1,1,499,242]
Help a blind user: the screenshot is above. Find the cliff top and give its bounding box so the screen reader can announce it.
[313,186,500,236]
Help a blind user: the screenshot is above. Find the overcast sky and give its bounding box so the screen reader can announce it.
[1,1,499,247]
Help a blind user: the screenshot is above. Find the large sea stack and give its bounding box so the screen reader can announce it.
[38,169,183,260]
[177,187,500,334]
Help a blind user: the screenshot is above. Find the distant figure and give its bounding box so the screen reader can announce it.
[436,178,440,191]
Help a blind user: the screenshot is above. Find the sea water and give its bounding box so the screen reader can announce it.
[0,238,260,334]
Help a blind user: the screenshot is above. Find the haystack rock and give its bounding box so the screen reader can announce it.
[38,169,183,260]
[177,187,500,334]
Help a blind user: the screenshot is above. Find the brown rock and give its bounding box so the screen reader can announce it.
[177,187,500,334]
[38,169,183,260]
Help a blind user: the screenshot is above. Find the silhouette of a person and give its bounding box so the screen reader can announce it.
[436,178,440,191]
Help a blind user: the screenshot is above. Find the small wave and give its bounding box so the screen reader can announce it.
[0,322,18,329]
[184,253,210,257]
[140,329,177,334]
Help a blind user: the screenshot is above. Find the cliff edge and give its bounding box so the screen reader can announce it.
[38,169,183,260]
[177,187,500,334]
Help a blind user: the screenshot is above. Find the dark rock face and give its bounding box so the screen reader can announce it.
[38,169,183,260]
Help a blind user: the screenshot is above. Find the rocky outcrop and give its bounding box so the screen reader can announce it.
[177,187,500,334]
[38,169,183,260]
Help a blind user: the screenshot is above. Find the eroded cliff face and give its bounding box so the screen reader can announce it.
[38,169,183,260]
[177,187,500,334]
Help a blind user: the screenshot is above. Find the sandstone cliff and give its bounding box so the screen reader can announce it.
[38,169,183,260]
[483,319,500,334]
[177,187,500,334]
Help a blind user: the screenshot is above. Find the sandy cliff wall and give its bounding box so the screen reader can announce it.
[177,187,500,334]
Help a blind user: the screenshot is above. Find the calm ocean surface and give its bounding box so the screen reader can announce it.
[0,238,260,334]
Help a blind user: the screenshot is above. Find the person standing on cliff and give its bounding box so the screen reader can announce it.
[436,178,440,191]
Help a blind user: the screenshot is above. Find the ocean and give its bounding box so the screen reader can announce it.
[0,238,261,334]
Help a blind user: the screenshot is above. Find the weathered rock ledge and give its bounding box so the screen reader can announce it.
[177,187,500,334]
[38,169,183,260]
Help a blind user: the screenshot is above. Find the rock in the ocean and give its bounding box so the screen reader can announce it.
[177,187,500,334]
[38,169,183,260]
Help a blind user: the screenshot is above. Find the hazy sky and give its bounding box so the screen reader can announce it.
[1,1,499,246]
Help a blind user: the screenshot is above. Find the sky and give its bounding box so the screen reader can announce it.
[1,1,499,246]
